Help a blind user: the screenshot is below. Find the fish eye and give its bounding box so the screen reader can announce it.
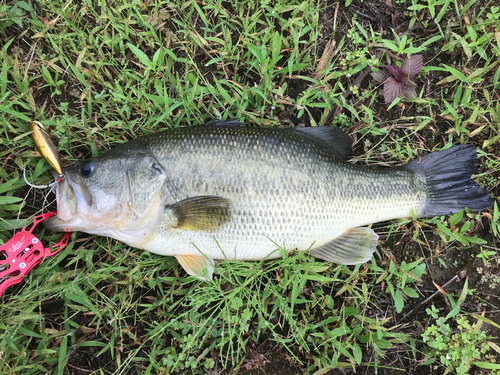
[80,162,95,178]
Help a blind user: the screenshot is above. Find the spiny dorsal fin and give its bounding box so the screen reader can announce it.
[294,126,353,159]
[175,255,214,280]
[202,118,245,128]
[202,120,353,159]
[167,196,232,232]
[309,227,378,264]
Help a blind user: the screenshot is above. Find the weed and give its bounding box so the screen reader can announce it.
[422,314,496,374]
[477,247,497,266]
[422,279,500,374]
[383,54,424,104]
[372,259,426,313]
[0,1,33,33]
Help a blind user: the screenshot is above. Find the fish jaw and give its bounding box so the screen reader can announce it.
[55,174,91,221]
[45,173,93,232]
[44,214,90,233]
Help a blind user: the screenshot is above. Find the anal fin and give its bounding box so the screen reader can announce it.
[309,227,379,265]
[175,255,214,280]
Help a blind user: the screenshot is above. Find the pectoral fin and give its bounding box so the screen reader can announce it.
[309,227,379,265]
[167,196,231,232]
[175,255,214,280]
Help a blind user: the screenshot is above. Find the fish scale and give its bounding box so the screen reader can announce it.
[45,120,492,279]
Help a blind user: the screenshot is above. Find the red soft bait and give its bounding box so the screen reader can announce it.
[0,211,71,297]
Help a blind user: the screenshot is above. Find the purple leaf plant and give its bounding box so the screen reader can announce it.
[383,54,423,104]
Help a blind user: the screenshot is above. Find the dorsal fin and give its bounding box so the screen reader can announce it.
[202,118,245,128]
[294,126,353,159]
[202,120,353,158]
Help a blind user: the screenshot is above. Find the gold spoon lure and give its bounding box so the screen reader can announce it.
[30,121,63,176]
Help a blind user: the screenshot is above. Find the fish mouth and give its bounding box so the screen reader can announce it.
[45,171,92,231]
[57,173,92,220]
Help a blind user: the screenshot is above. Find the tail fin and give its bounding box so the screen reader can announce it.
[406,145,492,217]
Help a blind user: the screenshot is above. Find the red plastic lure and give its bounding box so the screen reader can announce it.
[0,211,71,297]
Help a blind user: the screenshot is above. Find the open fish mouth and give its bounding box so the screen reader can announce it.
[45,171,92,231]
[58,176,91,220]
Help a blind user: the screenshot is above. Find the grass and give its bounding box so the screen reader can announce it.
[0,0,500,374]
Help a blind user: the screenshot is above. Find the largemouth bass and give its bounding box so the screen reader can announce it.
[45,119,492,279]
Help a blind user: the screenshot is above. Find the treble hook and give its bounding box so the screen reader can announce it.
[23,165,64,189]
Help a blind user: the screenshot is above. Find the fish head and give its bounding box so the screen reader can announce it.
[45,151,168,246]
